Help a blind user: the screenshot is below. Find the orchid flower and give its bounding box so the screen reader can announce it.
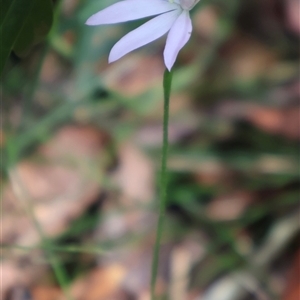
[86,0,200,70]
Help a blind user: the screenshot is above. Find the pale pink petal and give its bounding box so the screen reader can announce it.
[163,10,192,70]
[109,10,181,62]
[86,0,179,25]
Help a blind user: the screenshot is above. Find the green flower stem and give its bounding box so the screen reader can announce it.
[151,68,173,299]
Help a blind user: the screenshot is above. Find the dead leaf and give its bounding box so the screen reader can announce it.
[31,286,63,300]
[246,105,300,139]
[1,125,108,296]
[103,54,164,97]
[71,265,126,300]
[285,0,300,35]
[113,142,154,203]
[224,36,276,81]
[194,6,219,39]
[207,191,253,221]
[282,249,300,300]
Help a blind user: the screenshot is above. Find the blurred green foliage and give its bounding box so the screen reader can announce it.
[1,0,299,299]
[0,0,53,75]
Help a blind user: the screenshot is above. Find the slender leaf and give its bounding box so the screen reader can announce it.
[0,0,53,75]
[13,0,53,57]
[0,0,33,74]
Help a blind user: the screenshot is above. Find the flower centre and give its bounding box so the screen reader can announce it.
[179,0,199,10]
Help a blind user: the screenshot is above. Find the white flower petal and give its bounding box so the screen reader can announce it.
[86,0,179,25]
[109,10,181,62]
[163,10,192,70]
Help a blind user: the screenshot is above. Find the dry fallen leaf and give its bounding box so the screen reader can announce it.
[285,0,300,35]
[1,125,108,296]
[207,191,253,221]
[113,142,154,203]
[282,249,300,300]
[102,54,164,97]
[71,265,126,300]
[31,285,63,300]
[225,37,276,81]
[246,105,300,140]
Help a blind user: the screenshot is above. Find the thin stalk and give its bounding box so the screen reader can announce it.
[9,169,73,300]
[151,69,173,299]
[1,243,108,255]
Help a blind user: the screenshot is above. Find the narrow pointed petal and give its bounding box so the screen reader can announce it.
[109,10,181,63]
[163,10,192,70]
[86,0,179,25]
